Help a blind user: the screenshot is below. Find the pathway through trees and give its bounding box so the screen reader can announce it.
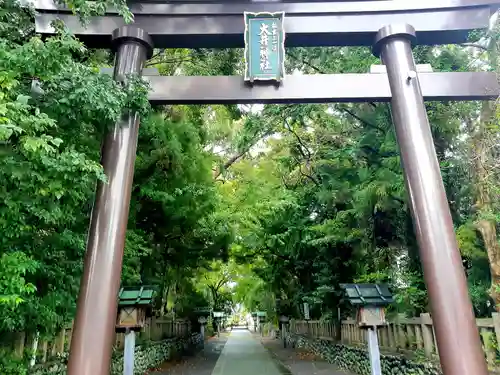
[210,330,285,375]
[150,330,353,375]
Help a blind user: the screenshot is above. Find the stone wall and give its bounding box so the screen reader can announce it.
[285,333,442,375]
[32,333,203,375]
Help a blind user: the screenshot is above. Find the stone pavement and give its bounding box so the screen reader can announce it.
[150,329,353,375]
[260,336,354,375]
[211,329,285,375]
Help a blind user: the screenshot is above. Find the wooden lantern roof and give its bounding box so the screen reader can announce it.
[118,286,156,307]
[339,283,394,307]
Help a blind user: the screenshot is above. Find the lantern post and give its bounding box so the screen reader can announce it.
[279,315,290,348]
[340,284,394,375]
[256,311,267,336]
[213,311,225,337]
[194,307,211,346]
[115,286,156,375]
[251,312,258,332]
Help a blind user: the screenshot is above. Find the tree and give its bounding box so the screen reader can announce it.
[465,26,500,307]
[0,15,152,332]
[223,43,496,320]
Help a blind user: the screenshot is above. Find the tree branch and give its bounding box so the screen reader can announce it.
[339,106,385,132]
[299,167,321,186]
[461,43,488,51]
[283,119,312,160]
[290,155,321,186]
[213,149,249,179]
[213,127,276,179]
[215,276,229,291]
[288,51,327,74]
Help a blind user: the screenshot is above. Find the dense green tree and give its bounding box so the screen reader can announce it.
[0,1,235,338]
[0,21,146,333]
[220,44,495,319]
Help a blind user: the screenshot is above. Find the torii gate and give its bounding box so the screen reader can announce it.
[34,1,500,375]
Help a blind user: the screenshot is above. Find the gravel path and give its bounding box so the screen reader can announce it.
[148,334,228,375]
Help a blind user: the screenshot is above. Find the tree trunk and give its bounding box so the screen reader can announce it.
[472,100,500,307]
[160,283,170,316]
[477,220,500,305]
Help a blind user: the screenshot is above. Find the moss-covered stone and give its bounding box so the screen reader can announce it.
[285,333,441,375]
[32,333,203,375]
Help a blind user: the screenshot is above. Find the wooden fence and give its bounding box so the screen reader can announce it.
[4,317,191,366]
[290,313,500,367]
[289,320,337,340]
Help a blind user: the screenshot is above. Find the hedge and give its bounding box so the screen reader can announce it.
[32,333,203,375]
[285,333,441,375]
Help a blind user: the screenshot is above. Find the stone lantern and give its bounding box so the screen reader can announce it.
[194,306,212,343]
[213,311,225,336]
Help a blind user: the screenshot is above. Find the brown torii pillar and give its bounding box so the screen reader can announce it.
[373,24,488,375]
[67,26,153,375]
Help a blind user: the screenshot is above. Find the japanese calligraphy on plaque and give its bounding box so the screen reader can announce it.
[244,11,285,82]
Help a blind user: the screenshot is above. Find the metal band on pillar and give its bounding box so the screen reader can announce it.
[67,26,153,375]
[373,24,488,375]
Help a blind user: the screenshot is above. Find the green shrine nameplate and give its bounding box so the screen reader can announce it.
[244,12,285,82]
